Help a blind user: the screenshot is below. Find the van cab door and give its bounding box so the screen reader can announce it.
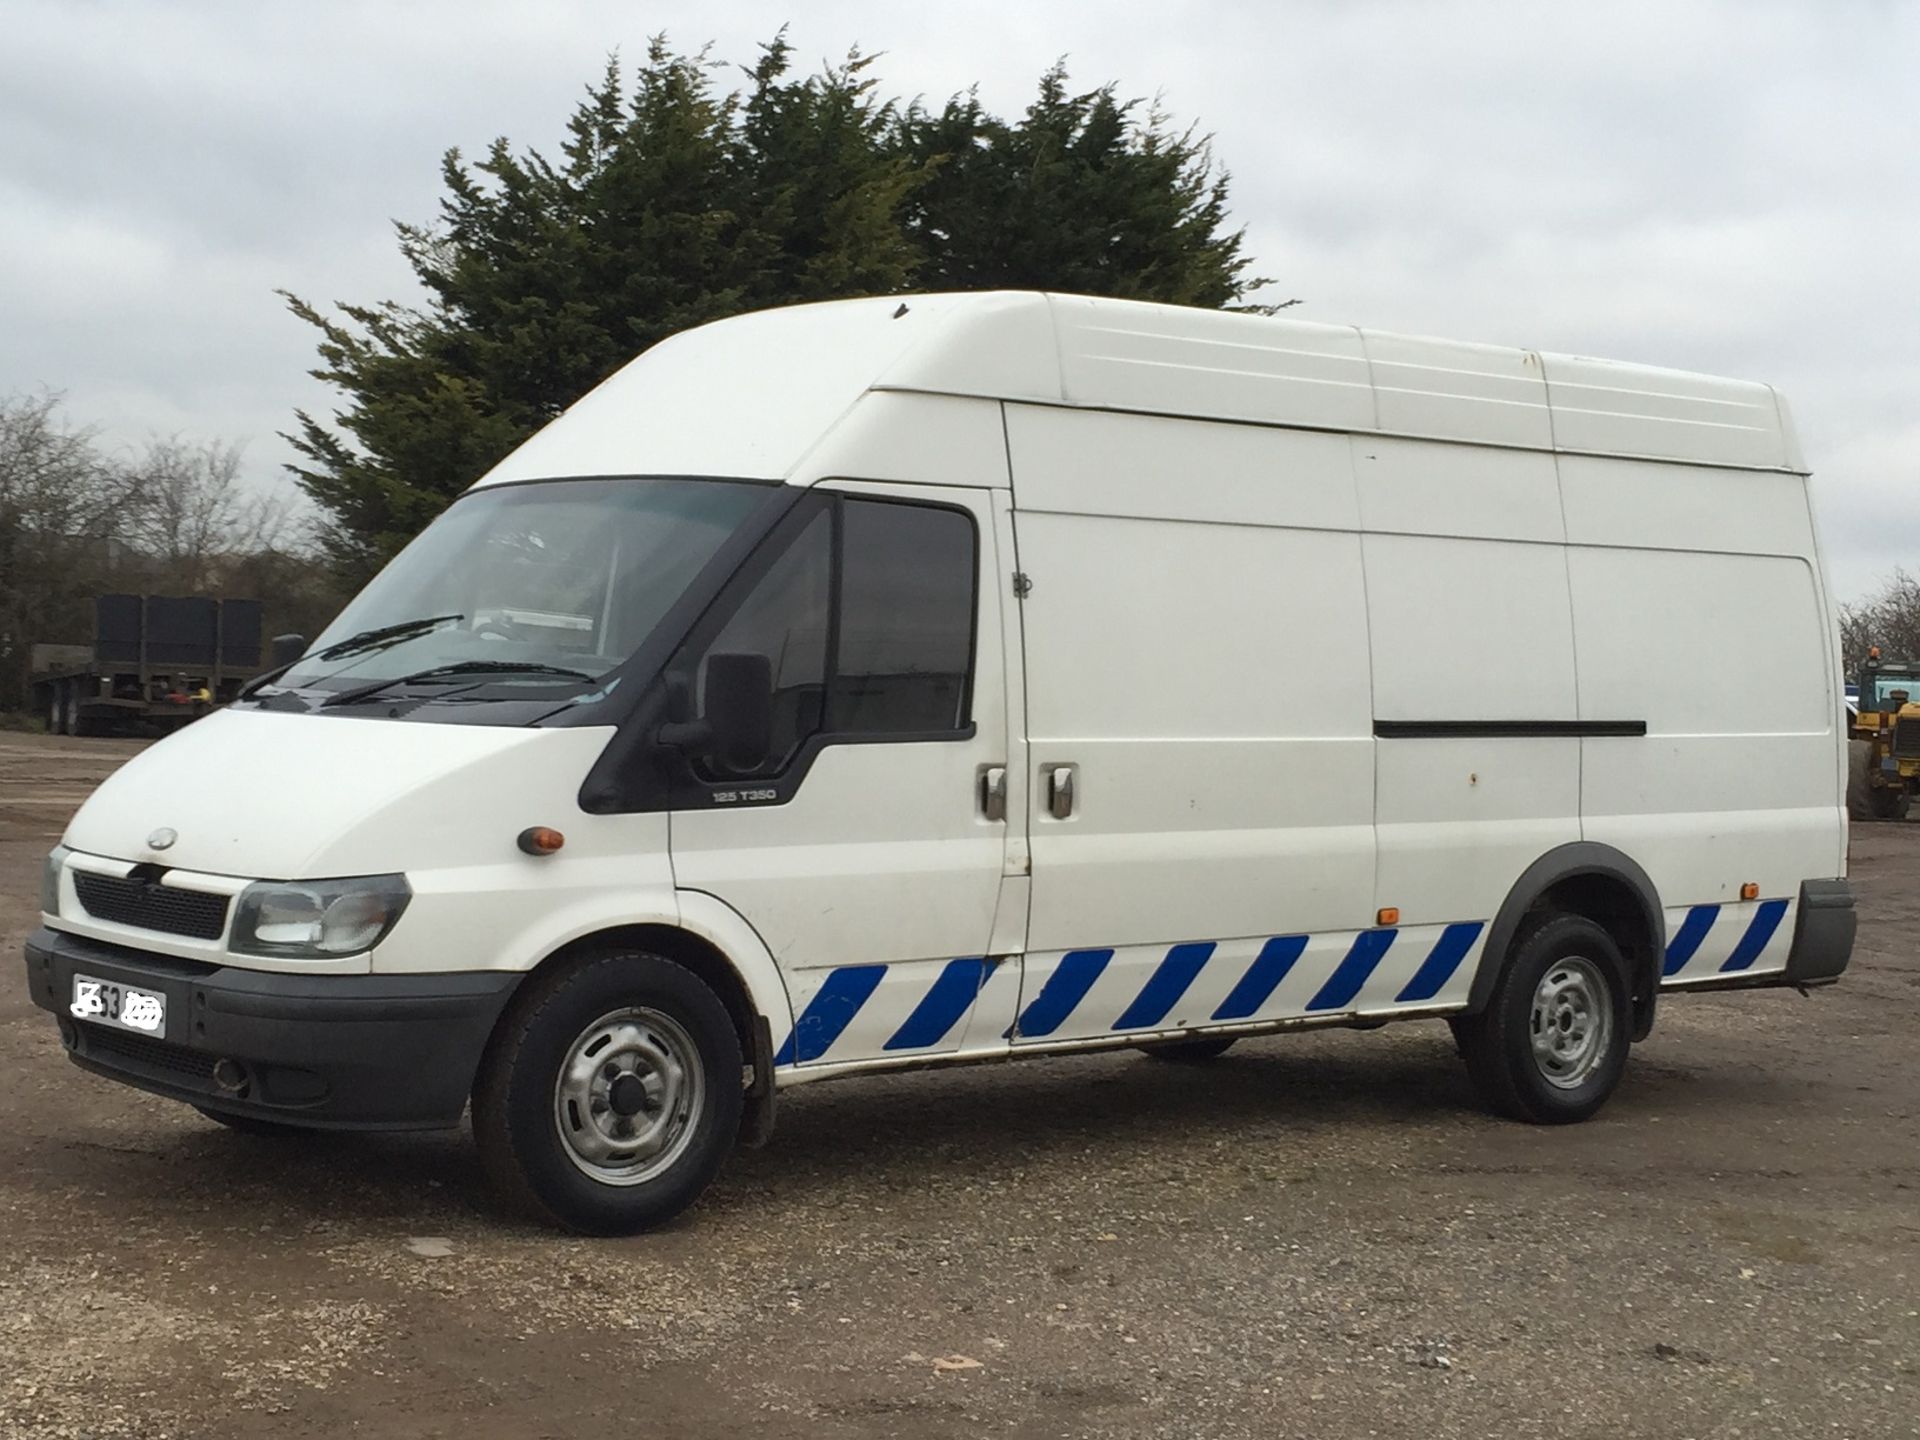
[666,482,1027,1069]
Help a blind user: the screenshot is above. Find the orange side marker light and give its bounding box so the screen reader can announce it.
[1739,882,1759,901]
[518,826,566,856]
[1377,907,1400,927]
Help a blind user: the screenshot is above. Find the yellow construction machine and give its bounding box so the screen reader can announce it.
[1850,647,1920,820]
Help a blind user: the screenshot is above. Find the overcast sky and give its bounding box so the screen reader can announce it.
[3,0,1914,598]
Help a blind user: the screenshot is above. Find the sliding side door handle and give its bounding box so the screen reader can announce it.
[979,765,1008,821]
[1047,764,1077,820]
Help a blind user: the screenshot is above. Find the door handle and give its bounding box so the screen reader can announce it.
[1047,764,1076,820]
[979,765,1007,822]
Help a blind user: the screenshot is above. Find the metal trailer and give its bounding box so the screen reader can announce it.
[31,594,264,737]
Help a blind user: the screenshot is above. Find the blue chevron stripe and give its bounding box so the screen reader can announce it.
[1663,904,1719,976]
[884,957,997,1050]
[1307,929,1397,1011]
[1014,949,1113,1038]
[1212,934,1309,1020]
[1395,921,1483,1003]
[1720,899,1788,973]
[773,965,886,1065]
[1113,942,1215,1029]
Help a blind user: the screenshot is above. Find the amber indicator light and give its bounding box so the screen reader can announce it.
[517,826,566,856]
[1740,881,1759,901]
[1377,906,1400,927]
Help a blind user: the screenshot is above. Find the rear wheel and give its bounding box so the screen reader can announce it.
[1847,739,1873,821]
[1869,783,1910,822]
[473,951,742,1234]
[1136,1035,1237,1063]
[1455,912,1630,1124]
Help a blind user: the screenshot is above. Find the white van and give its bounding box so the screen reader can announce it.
[26,293,1856,1232]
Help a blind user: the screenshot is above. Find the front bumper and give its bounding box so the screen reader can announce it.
[23,927,521,1130]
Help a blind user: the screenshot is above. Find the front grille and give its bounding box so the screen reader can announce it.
[73,871,228,939]
[77,1025,217,1085]
[1895,716,1920,758]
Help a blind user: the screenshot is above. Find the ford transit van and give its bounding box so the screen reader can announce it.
[25,293,1856,1232]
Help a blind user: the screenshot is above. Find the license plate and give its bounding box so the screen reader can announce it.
[70,974,167,1039]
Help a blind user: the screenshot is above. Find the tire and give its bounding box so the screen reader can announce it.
[1847,739,1873,821]
[1870,784,1910,822]
[1137,1035,1237,1062]
[472,951,743,1234]
[194,1104,316,1137]
[1454,912,1631,1124]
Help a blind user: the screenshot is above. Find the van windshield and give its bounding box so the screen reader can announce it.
[267,478,774,714]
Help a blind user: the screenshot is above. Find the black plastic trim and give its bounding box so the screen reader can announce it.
[1374,720,1648,739]
[1783,878,1854,987]
[1468,843,1666,1036]
[740,1014,777,1148]
[23,927,520,1130]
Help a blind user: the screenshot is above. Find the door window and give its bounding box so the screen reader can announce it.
[698,510,831,774]
[680,495,977,783]
[831,499,976,735]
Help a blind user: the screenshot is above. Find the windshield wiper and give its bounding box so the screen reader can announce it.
[313,613,465,663]
[320,660,600,709]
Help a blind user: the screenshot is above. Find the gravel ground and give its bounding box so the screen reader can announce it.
[1,729,1915,1439]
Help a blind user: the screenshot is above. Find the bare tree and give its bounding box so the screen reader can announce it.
[1838,569,1920,677]
[128,437,291,593]
[0,392,149,708]
[1,394,344,712]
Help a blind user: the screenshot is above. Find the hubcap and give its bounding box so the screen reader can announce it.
[552,1007,704,1186]
[1528,955,1613,1090]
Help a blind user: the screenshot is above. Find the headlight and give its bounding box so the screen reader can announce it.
[231,875,411,958]
[41,846,69,917]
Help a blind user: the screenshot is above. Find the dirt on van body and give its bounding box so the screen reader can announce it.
[0,728,1915,1440]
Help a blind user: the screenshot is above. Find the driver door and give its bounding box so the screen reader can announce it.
[666,482,1027,1069]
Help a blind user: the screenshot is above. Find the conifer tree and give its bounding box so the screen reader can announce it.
[286,36,1266,569]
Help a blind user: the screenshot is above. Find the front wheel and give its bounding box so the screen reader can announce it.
[1455,912,1630,1124]
[473,952,743,1234]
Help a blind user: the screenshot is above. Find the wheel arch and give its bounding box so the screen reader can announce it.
[496,896,795,1145]
[1468,842,1666,1041]
[527,924,757,1057]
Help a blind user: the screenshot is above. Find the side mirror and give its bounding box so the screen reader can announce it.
[656,652,775,776]
[270,633,307,667]
[704,652,775,774]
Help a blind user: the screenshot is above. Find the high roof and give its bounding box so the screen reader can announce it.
[475,291,1804,488]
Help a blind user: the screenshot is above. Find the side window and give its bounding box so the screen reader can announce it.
[830,499,976,735]
[698,509,831,773]
[677,496,976,785]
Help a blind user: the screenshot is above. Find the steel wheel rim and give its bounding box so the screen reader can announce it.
[552,1007,705,1186]
[1529,955,1612,1090]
